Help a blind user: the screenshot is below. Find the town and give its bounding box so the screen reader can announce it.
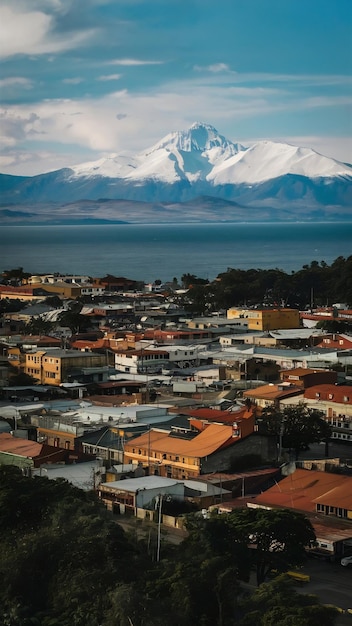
[1,265,352,624]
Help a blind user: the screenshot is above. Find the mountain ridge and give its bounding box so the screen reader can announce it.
[1,123,351,219]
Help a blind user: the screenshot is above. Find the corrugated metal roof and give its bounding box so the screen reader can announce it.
[0,433,42,457]
[252,468,352,512]
[101,475,179,493]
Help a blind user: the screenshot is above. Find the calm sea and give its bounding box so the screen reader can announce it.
[1,222,351,283]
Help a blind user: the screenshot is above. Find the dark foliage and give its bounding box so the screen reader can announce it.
[179,256,352,314]
[0,467,339,626]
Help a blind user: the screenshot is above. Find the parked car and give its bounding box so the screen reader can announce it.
[340,555,352,566]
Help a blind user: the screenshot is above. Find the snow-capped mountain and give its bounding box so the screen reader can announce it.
[68,122,349,186]
[1,122,351,217]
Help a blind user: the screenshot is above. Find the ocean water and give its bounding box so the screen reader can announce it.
[1,222,351,283]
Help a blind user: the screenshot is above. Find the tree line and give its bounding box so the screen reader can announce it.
[0,466,340,626]
[179,255,352,314]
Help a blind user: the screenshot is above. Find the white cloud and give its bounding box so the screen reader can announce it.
[108,58,163,66]
[62,77,85,84]
[97,74,122,81]
[1,73,351,174]
[0,77,33,88]
[194,63,231,73]
[0,5,96,59]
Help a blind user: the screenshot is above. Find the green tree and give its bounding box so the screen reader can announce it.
[260,403,332,460]
[226,507,316,586]
[58,302,91,334]
[25,317,56,336]
[238,575,339,626]
[0,467,135,626]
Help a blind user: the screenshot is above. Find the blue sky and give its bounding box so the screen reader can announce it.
[1,0,351,175]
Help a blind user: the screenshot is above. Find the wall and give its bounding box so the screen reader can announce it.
[201,433,277,474]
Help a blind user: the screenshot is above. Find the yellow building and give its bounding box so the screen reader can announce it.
[227,307,300,331]
[25,349,107,386]
[29,281,82,299]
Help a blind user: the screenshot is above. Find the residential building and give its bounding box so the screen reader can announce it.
[25,348,107,385]
[114,343,206,374]
[303,384,352,443]
[99,475,185,515]
[227,307,300,331]
[95,275,142,292]
[122,405,270,480]
[0,432,70,469]
[242,382,304,410]
[98,474,231,517]
[247,467,352,560]
[279,367,338,388]
[316,334,352,350]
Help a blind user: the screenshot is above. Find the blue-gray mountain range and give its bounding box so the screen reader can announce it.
[1,123,351,223]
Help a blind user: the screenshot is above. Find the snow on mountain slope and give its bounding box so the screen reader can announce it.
[68,122,351,188]
[209,140,351,185]
[1,122,351,209]
[70,153,138,179]
[69,122,246,184]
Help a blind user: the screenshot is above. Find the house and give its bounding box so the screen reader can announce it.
[32,412,98,454]
[143,327,222,344]
[227,307,300,331]
[24,348,107,385]
[0,432,70,469]
[31,459,104,490]
[316,334,352,350]
[300,308,352,327]
[22,280,83,299]
[279,367,337,388]
[114,342,206,374]
[242,382,304,410]
[95,275,142,292]
[99,475,185,515]
[123,405,275,480]
[98,474,231,517]
[303,384,352,443]
[0,285,48,302]
[247,467,352,560]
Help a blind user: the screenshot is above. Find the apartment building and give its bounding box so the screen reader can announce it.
[227,307,300,331]
[25,349,107,386]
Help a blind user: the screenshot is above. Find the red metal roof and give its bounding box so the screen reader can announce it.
[252,468,352,513]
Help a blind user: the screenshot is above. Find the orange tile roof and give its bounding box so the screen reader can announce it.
[304,385,352,404]
[125,424,235,458]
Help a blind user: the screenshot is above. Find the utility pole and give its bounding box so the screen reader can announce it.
[156,494,163,562]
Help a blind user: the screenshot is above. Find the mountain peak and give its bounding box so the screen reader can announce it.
[146,122,244,155]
